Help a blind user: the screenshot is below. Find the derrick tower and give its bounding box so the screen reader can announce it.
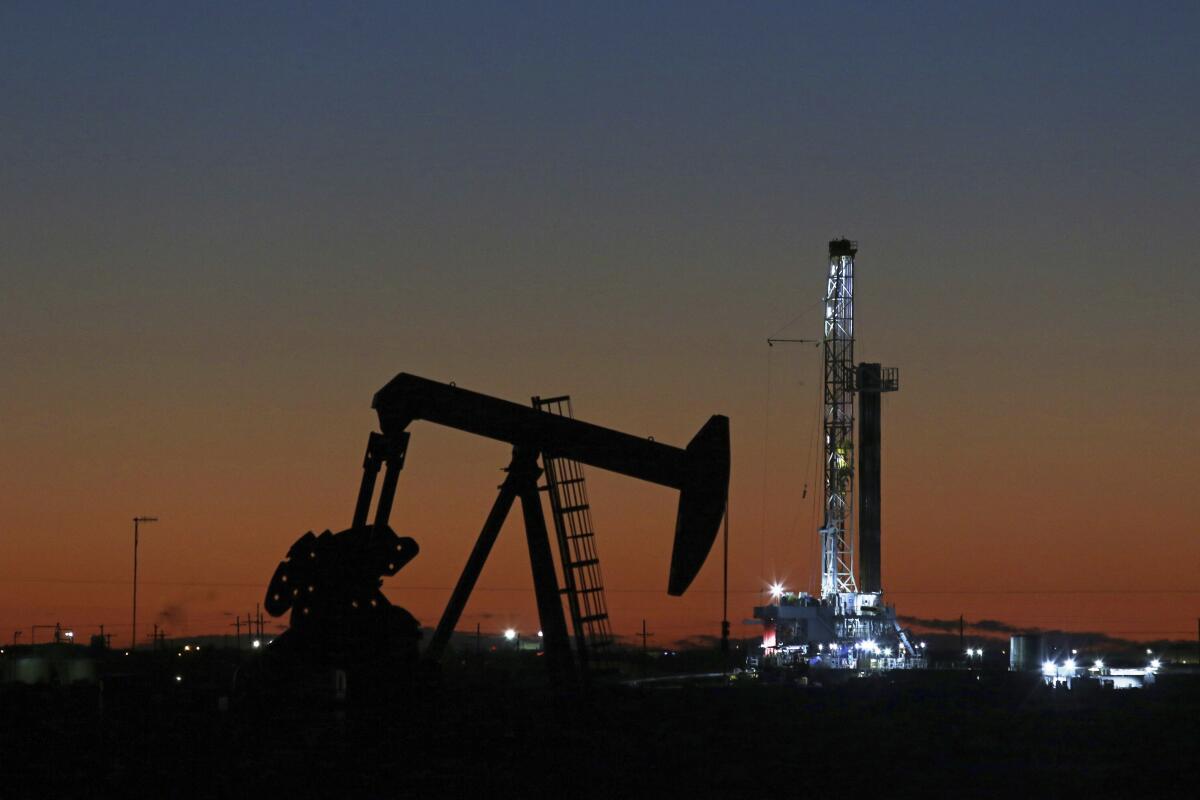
[820,238,858,598]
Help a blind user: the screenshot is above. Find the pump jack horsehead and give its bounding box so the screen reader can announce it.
[265,373,731,683]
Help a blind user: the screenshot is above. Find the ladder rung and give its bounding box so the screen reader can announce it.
[551,477,586,487]
[569,558,600,569]
[579,613,608,624]
[577,586,605,595]
[559,503,589,514]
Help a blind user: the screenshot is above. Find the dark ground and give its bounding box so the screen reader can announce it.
[3,659,1197,799]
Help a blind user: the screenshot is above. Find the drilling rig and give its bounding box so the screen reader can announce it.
[754,240,924,671]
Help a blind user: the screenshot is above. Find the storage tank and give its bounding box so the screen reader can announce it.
[1009,634,1043,672]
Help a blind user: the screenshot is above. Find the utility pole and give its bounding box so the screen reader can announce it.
[639,619,652,656]
[959,614,965,658]
[131,516,158,650]
[721,506,730,655]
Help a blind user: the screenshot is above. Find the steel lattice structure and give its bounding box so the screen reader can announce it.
[820,239,858,597]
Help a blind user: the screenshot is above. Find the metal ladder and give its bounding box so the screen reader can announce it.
[533,395,615,667]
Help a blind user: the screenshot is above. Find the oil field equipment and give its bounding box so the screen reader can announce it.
[265,373,730,684]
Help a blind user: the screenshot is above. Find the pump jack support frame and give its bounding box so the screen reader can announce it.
[425,447,574,681]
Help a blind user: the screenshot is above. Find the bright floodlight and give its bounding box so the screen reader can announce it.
[1150,659,1161,670]
[252,639,261,649]
[920,642,927,648]
[504,628,517,641]
[1146,649,1153,654]
[537,630,544,638]
[1042,660,1056,676]
[1094,660,1104,670]
[1064,659,1076,670]
[769,582,785,599]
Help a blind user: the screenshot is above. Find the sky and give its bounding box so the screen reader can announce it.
[2,1,1198,648]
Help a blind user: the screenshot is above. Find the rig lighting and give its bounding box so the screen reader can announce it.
[537,630,544,638]
[504,628,517,641]
[1064,659,1076,671]
[769,583,785,599]
[1042,660,1057,676]
[1150,659,1161,670]
[252,639,261,649]
[1093,660,1104,670]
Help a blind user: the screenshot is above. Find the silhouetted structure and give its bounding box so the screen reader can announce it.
[856,362,898,593]
[265,372,729,685]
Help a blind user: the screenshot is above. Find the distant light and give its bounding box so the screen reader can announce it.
[504,628,517,641]
[1093,660,1104,670]
[1150,659,1161,670]
[1042,660,1057,676]
[537,631,544,638]
[64,631,74,639]
[769,583,785,599]
[978,649,984,657]
[124,651,130,656]
[1064,659,1076,670]
[1146,649,1153,655]
[965,648,974,657]
[882,647,892,657]
[920,642,927,649]
[183,645,191,652]
[175,675,182,682]
[252,639,261,649]
[1071,649,1077,655]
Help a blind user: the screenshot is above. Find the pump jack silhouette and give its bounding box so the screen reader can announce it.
[264,373,730,685]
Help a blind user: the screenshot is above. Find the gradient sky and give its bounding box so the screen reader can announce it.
[2,2,1198,647]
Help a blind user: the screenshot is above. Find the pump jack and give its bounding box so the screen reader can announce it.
[264,373,730,683]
